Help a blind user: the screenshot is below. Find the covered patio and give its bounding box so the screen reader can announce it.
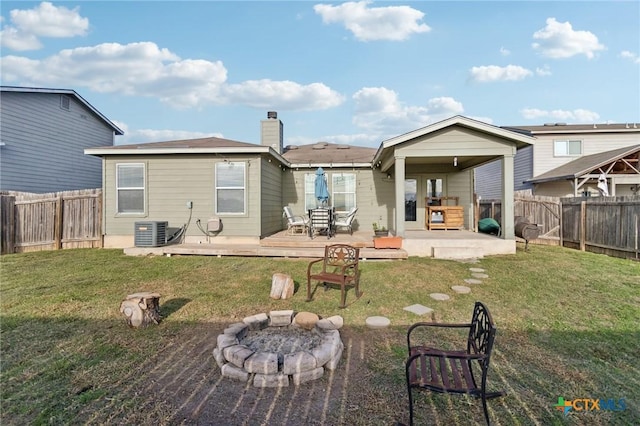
[372,116,535,240]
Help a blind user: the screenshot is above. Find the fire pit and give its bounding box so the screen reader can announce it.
[213,310,344,387]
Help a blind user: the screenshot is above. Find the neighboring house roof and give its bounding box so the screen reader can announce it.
[527,144,640,183]
[0,86,124,135]
[503,122,640,135]
[283,142,376,168]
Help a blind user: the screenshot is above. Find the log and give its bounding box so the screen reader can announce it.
[120,292,162,328]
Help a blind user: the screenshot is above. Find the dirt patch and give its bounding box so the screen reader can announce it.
[141,322,408,425]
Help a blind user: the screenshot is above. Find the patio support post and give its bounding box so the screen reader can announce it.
[501,153,515,239]
[395,155,406,237]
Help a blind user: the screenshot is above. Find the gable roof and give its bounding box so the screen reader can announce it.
[1,86,124,135]
[527,144,640,183]
[283,142,376,168]
[372,115,535,169]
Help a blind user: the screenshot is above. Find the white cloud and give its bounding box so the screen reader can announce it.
[469,65,533,82]
[500,47,511,56]
[314,1,430,41]
[0,41,343,111]
[520,108,600,123]
[0,2,88,51]
[535,65,552,76]
[222,80,344,111]
[532,18,605,59]
[352,87,463,134]
[620,50,640,64]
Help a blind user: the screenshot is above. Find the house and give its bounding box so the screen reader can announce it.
[475,123,640,198]
[0,86,123,193]
[86,114,535,254]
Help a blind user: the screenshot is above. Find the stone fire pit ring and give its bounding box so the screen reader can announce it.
[213,310,344,388]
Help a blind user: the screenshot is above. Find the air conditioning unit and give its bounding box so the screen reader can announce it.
[134,221,168,247]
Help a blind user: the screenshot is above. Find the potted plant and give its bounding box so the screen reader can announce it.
[372,222,388,237]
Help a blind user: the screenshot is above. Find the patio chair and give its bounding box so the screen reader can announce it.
[405,301,505,426]
[306,244,362,308]
[309,207,334,239]
[334,207,358,235]
[283,206,309,235]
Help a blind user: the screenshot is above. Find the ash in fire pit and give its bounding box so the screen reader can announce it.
[241,327,322,354]
[213,311,344,388]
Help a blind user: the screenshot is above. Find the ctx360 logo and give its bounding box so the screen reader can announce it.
[555,397,626,416]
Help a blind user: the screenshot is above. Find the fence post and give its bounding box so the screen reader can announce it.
[559,202,563,247]
[54,194,63,250]
[1,195,16,254]
[580,200,586,251]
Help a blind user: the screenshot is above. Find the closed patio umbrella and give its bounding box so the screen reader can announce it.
[315,167,330,206]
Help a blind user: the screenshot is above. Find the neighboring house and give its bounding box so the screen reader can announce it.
[0,86,123,193]
[85,114,534,248]
[475,123,640,198]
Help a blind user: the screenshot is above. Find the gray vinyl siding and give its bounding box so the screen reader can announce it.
[0,91,114,192]
[260,157,284,236]
[475,146,533,199]
[514,146,533,192]
[474,160,502,200]
[103,154,263,237]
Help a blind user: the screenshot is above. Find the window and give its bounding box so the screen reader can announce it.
[331,173,356,213]
[216,162,246,214]
[304,173,317,211]
[116,163,145,214]
[554,140,582,156]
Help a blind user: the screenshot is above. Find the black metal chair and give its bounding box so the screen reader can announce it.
[405,301,505,425]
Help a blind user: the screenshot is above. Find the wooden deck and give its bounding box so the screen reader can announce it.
[126,230,407,259]
[124,229,515,260]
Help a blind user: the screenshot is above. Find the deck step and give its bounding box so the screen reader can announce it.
[126,244,407,260]
[431,246,484,259]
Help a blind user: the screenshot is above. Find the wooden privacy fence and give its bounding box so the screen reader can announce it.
[1,189,102,254]
[561,197,640,259]
[479,193,640,260]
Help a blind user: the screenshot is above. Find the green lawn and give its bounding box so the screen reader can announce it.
[1,245,638,425]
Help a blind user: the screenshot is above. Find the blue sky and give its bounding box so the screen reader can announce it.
[1,1,639,147]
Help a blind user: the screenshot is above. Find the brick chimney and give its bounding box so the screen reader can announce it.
[261,111,283,154]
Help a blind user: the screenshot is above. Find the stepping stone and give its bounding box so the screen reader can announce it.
[451,285,471,294]
[464,278,483,285]
[472,273,489,279]
[469,267,485,273]
[365,316,390,329]
[403,304,434,316]
[429,293,451,301]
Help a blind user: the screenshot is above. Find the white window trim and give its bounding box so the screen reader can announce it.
[115,163,146,216]
[304,173,317,211]
[554,139,582,157]
[215,161,247,215]
[331,172,356,214]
